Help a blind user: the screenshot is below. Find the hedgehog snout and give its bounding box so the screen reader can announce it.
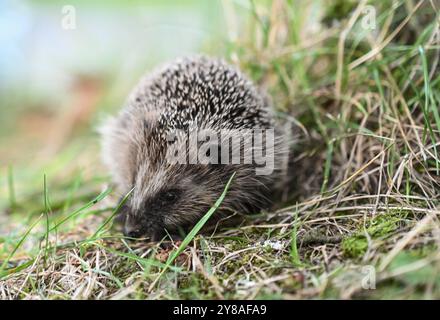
[123,216,142,238]
[123,213,158,240]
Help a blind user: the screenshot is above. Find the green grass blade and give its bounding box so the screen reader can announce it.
[90,187,134,239]
[43,174,51,262]
[419,45,440,174]
[321,138,335,194]
[0,214,43,277]
[50,187,112,232]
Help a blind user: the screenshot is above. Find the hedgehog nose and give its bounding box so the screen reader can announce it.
[124,225,143,239]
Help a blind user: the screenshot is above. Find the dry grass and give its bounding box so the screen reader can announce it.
[1,0,440,299]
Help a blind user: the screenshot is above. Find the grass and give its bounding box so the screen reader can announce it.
[1,0,440,299]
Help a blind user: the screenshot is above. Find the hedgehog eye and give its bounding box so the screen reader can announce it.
[160,189,180,202]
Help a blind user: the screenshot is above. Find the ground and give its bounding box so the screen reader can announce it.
[0,0,439,299]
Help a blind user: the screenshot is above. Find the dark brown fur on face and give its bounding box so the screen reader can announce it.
[100,56,289,240]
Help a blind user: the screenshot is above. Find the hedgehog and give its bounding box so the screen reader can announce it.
[100,56,289,241]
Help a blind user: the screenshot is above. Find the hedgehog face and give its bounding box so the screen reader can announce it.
[115,122,278,241]
[121,162,235,241]
[121,186,186,240]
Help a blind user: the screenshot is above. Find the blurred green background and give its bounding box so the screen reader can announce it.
[0,0,258,210]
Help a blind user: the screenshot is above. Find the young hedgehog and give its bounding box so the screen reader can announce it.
[101,56,288,241]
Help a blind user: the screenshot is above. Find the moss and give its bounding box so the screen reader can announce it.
[366,214,401,238]
[342,213,402,258]
[342,236,368,258]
